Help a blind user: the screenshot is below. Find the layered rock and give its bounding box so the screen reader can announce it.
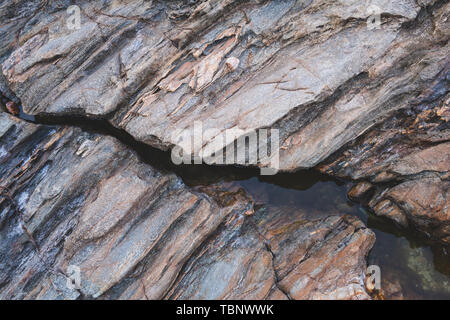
[320,84,449,243]
[0,0,448,299]
[0,112,374,299]
[166,204,374,300]
[0,0,446,167]
[0,0,448,243]
[0,111,246,299]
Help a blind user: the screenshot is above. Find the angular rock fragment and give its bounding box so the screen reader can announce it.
[370,177,449,244]
[348,181,374,201]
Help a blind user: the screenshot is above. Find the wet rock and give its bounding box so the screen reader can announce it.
[371,199,409,228]
[379,277,404,300]
[348,181,374,201]
[320,74,449,242]
[406,245,450,295]
[370,177,449,244]
[5,101,19,115]
[0,113,374,299]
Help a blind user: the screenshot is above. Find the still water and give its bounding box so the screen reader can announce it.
[196,170,450,300]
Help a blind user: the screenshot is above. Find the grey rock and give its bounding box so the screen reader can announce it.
[0,112,374,299]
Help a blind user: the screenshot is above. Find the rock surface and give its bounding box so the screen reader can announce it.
[0,0,448,242]
[1,0,447,167]
[320,81,449,243]
[0,112,374,299]
[0,0,448,299]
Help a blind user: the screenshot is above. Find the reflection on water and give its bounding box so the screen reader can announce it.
[367,215,450,299]
[215,170,450,300]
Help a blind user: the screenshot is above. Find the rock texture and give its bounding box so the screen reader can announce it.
[320,80,449,243]
[0,0,447,165]
[0,112,374,299]
[0,0,448,242]
[166,204,374,300]
[0,0,448,299]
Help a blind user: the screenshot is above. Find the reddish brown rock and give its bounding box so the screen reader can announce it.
[372,277,404,300]
[0,112,375,300]
[371,199,409,228]
[5,101,19,115]
[348,181,374,201]
[166,206,375,300]
[370,177,449,244]
[0,112,250,299]
[269,215,375,300]
[0,0,448,299]
[320,79,449,242]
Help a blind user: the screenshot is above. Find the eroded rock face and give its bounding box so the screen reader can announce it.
[0,112,374,299]
[370,177,449,243]
[0,1,448,244]
[0,0,448,299]
[166,205,374,300]
[320,86,449,243]
[0,112,246,299]
[1,1,447,168]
